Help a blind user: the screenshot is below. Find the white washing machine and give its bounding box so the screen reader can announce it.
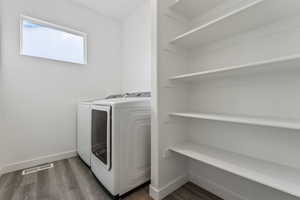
[81,95,151,198]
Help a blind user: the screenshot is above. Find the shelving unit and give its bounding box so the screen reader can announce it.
[169,142,300,198]
[153,0,300,199]
[170,0,222,19]
[170,112,300,130]
[170,0,300,48]
[169,55,300,82]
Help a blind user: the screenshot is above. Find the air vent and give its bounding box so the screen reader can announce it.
[22,163,54,175]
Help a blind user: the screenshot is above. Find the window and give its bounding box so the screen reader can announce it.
[20,15,87,64]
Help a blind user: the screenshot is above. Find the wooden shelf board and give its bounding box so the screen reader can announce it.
[170,0,223,20]
[170,112,300,130]
[170,0,300,48]
[169,55,300,82]
[170,142,300,198]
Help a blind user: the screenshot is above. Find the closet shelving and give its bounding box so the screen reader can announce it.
[170,112,300,130]
[169,0,223,20]
[169,55,300,82]
[169,142,300,198]
[159,0,300,198]
[170,0,300,48]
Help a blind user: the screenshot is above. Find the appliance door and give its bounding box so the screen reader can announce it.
[91,105,112,171]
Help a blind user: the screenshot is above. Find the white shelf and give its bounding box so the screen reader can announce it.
[170,112,300,130]
[170,0,222,20]
[169,55,300,82]
[170,0,300,48]
[169,142,300,198]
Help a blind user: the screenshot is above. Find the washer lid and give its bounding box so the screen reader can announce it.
[93,97,150,106]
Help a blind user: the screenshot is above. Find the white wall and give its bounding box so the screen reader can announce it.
[0,0,3,175]
[121,1,151,93]
[0,0,122,172]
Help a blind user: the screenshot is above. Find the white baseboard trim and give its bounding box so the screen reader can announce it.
[1,150,77,174]
[150,174,188,200]
[189,173,247,200]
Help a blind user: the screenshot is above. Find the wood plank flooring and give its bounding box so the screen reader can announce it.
[0,157,223,200]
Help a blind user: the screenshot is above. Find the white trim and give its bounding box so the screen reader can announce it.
[149,185,161,200]
[189,173,247,200]
[20,14,88,65]
[1,150,77,174]
[149,175,188,200]
[150,0,160,190]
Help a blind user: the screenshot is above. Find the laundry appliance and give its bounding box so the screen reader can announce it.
[77,93,151,197]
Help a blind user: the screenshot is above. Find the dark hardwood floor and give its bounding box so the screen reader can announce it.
[0,157,223,200]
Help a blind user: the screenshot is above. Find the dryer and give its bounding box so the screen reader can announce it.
[90,97,151,197]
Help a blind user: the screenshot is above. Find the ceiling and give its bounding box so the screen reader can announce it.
[70,0,146,21]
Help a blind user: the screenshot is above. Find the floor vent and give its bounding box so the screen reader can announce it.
[22,163,54,175]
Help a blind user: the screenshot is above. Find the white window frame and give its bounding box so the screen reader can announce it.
[20,15,88,64]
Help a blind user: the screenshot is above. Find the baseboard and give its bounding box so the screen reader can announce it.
[1,150,77,174]
[189,173,247,200]
[150,174,188,200]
